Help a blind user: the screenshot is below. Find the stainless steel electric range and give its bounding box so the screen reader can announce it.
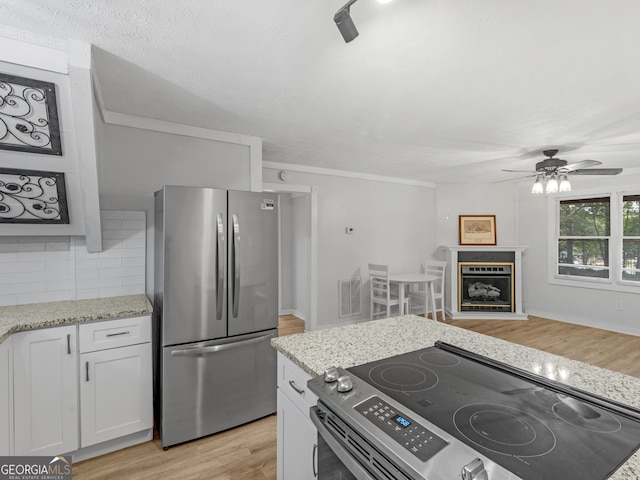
[308,342,640,480]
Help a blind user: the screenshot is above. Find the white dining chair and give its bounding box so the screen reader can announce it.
[369,263,410,320]
[408,260,446,321]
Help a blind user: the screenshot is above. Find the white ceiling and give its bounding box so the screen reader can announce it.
[3,0,640,184]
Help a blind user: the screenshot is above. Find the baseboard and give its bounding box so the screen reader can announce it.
[70,428,153,463]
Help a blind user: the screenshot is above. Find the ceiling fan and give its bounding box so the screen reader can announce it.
[502,149,623,194]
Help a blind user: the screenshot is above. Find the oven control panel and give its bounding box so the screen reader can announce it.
[356,396,448,462]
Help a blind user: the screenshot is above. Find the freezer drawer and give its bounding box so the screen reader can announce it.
[159,329,277,447]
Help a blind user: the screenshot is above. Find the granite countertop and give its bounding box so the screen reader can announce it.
[272,314,640,480]
[0,294,153,343]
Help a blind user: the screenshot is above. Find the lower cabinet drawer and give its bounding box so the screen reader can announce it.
[277,353,318,416]
[79,314,151,353]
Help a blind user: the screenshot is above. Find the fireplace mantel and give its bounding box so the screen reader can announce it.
[442,246,528,320]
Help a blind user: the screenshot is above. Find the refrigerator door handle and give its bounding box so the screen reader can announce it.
[231,213,241,318]
[216,212,226,320]
[169,332,273,357]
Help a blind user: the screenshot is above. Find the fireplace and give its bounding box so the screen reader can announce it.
[458,251,515,313]
[444,246,526,320]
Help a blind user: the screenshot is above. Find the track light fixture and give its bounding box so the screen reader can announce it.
[334,0,360,43]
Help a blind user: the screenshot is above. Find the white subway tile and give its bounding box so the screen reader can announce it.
[17,242,45,252]
[46,241,71,252]
[3,281,46,295]
[122,275,145,286]
[97,258,122,269]
[122,220,146,230]
[75,288,100,300]
[122,257,145,267]
[47,279,71,291]
[0,252,18,262]
[2,262,46,274]
[0,273,14,284]
[102,239,122,250]
[79,277,123,289]
[76,258,99,269]
[19,291,71,304]
[46,260,71,271]
[0,243,19,253]
[76,268,98,280]
[98,248,145,259]
[0,295,18,306]
[101,211,145,220]
[101,219,123,230]
[120,237,146,249]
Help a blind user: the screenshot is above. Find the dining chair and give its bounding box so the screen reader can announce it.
[369,263,410,320]
[408,260,446,321]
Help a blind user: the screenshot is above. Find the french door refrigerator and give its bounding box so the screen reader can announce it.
[154,185,279,448]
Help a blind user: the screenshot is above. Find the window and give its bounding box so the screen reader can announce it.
[552,191,640,289]
[622,194,640,282]
[557,197,610,280]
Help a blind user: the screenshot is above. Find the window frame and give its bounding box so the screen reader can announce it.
[620,193,640,285]
[548,187,640,293]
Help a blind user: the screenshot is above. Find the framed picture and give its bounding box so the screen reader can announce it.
[0,167,69,224]
[0,73,62,155]
[459,215,497,246]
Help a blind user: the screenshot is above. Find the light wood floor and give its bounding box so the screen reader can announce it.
[73,314,640,479]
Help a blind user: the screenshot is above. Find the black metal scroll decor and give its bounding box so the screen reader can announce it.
[0,73,62,155]
[0,168,69,224]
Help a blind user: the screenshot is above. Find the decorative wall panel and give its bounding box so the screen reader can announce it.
[0,168,69,224]
[0,73,62,155]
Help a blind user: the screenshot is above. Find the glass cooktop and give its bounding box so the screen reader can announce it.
[347,344,640,480]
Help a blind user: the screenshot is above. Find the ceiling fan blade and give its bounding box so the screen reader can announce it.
[568,168,623,176]
[560,159,602,172]
[501,169,538,173]
[495,174,537,183]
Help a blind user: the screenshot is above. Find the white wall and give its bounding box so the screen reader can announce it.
[435,182,519,250]
[0,211,145,306]
[264,168,436,329]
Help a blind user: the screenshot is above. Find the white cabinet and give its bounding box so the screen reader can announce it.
[0,336,13,456]
[79,315,152,447]
[276,353,318,480]
[13,325,79,456]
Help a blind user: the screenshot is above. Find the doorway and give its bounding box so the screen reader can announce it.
[263,183,317,331]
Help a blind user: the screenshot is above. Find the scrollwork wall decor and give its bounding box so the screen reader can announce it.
[0,73,62,155]
[0,168,69,224]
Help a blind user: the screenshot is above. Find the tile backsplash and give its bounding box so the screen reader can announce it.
[0,211,146,306]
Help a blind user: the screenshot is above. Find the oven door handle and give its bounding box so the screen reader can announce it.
[310,407,378,480]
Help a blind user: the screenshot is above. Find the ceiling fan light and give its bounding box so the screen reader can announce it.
[545,176,559,194]
[531,176,544,194]
[559,175,571,192]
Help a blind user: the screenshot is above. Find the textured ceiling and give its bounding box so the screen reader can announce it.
[2,0,640,184]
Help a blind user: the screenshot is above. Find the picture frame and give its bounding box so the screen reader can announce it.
[0,72,62,155]
[459,215,497,246]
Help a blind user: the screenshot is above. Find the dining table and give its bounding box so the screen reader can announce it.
[388,273,439,321]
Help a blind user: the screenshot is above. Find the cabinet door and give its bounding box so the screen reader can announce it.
[80,342,152,447]
[13,325,79,456]
[277,390,317,480]
[0,337,12,455]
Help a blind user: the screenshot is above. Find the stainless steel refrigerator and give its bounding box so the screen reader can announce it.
[153,185,279,448]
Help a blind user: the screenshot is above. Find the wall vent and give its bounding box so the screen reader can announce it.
[338,276,361,318]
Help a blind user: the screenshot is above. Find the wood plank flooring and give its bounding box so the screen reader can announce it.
[73,314,640,479]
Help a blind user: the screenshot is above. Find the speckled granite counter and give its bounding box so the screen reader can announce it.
[272,314,640,480]
[0,294,153,343]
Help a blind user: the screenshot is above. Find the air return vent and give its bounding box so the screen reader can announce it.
[338,276,361,317]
